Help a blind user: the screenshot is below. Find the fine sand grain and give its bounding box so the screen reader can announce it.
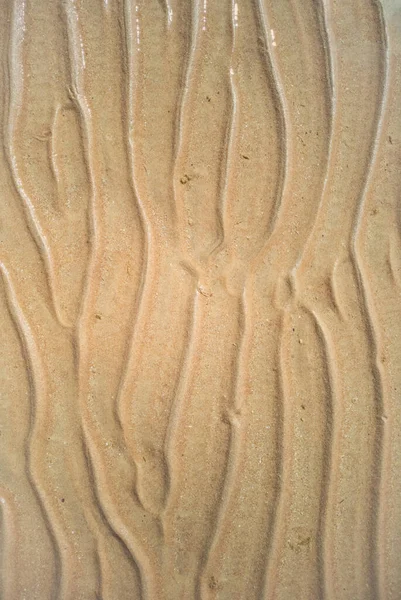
[0,0,401,598]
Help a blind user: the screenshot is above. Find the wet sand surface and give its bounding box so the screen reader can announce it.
[0,0,401,598]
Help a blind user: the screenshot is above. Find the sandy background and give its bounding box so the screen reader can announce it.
[0,0,401,598]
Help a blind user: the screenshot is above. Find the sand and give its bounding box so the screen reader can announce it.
[0,0,400,598]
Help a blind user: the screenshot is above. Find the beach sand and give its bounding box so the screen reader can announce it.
[0,0,400,598]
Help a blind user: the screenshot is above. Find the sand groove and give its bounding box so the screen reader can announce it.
[0,0,400,599]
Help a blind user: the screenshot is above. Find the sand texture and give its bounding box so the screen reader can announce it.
[0,0,401,598]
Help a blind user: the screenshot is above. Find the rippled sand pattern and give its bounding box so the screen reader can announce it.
[0,0,401,598]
